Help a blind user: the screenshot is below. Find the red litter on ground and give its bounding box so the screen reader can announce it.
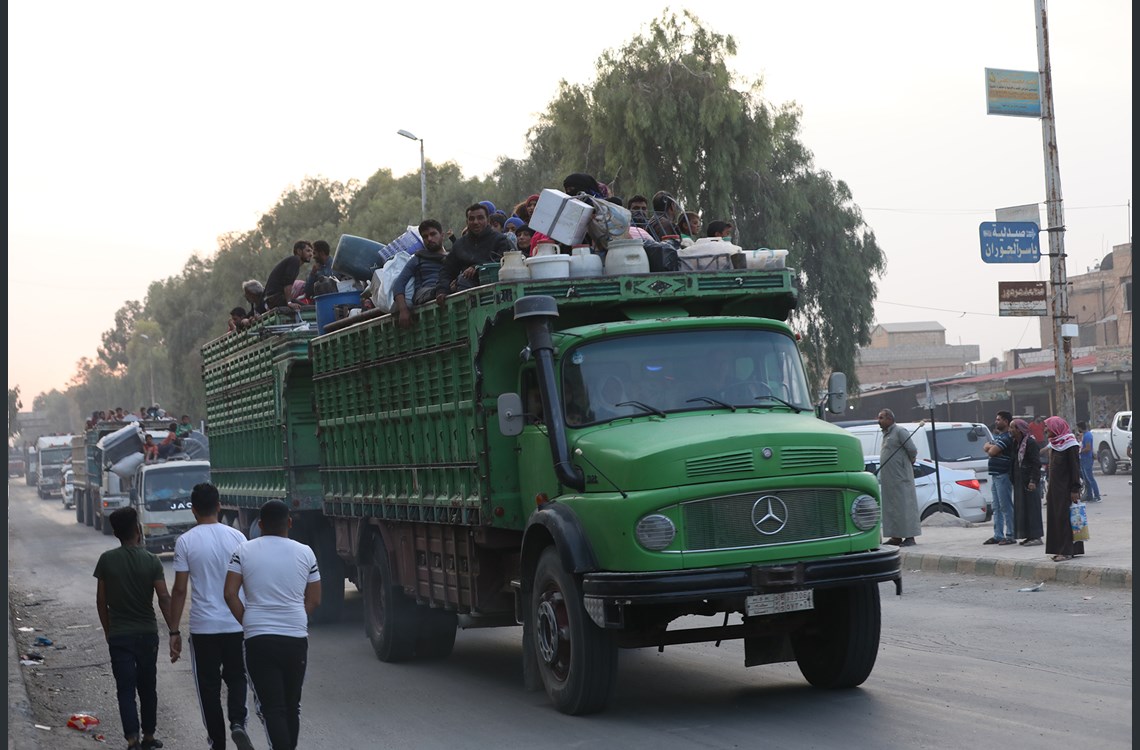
[67,713,100,731]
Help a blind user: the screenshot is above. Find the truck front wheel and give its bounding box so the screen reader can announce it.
[362,534,416,662]
[1099,447,1118,475]
[792,583,880,689]
[530,547,617,715]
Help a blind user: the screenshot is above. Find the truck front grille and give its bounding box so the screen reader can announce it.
[685,451,754,478]
[780,446,839,470]
[682,489,847,551]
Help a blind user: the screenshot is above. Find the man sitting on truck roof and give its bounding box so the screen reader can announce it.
[435,203,513,303]
[263,240,313,310]
[156,425,182,460]
[241,280,267,326]
[393,219,448,329]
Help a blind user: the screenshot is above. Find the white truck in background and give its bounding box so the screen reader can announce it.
[84,423,211,540]
[34,435,76,499]
[1091,410,1132,475]
[130,458,211,553]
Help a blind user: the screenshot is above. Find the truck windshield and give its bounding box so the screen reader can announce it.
[562,328,813,427]
[40,447,71,464]
[142,467,208,512]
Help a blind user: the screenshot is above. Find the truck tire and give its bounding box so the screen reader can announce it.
[93,507,103,532]
[1099,446,1118,475]
[362,534,416,662]
[792,582,880,689]
[415,607,458,660]
[309,526,345,625]
[85,493,96,527]
[530,547,617,715]
[76,491,85,524]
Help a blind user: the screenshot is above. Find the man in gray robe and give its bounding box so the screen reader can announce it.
[877,408,920,546]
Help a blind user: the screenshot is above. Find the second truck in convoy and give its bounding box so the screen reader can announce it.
[202,264,902,714]
[73,420,211,547]
[34,434,76,500]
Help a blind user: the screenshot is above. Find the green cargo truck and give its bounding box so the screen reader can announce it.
[202,269,901,714]
[202,308,346,623]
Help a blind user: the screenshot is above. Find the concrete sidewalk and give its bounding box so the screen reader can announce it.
[896,472,1132,590]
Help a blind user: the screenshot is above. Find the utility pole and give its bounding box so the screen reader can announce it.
[1035,0,1076,424]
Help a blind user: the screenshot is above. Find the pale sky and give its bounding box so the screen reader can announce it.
[7,1,1132,400]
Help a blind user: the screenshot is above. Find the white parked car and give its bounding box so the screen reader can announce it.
[863,456,988,523]
[844,420,994,487]
[60,468,76,509]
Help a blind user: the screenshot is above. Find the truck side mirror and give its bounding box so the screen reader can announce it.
[497,393,525,437]
[825,372,847,415]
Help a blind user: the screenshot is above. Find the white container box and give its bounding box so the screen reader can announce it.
[529,189,594,246]
[741,248,789,270]
[525,254,572,279]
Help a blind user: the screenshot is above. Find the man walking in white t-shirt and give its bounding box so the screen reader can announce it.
[169,483,255,750]
[224,500,320,750]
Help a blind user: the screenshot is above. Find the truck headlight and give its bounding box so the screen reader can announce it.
[850,495,880,531]
[635,514,676,551]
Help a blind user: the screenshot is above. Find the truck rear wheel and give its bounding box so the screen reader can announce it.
[85,493,96,527]
[93,507,103,532]
[76,491,85,524]
[362,534,416,662]
[530,547,617,715]
[792,582,880,689]
[415,607,458,660]
[1099,447,1118,475]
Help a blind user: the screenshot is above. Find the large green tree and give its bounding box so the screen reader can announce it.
[54,10,883,420]
[505,10,883,388]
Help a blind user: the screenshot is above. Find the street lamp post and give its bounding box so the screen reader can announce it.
[397,129,426,220]
[138,334,156,406]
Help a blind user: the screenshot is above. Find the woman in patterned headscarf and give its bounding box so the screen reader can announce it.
[1043,416,1084,561]
[1009,419,1043,546]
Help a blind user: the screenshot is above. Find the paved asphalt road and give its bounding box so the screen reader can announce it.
[9,472,1131,748]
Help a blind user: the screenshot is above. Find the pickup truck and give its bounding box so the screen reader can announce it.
[1090,410,1132,475]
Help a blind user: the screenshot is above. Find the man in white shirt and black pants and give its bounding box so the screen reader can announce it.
[224,499,320,750]
[169,483,254,750]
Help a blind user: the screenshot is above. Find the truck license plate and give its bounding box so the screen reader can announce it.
[745,590,814,616]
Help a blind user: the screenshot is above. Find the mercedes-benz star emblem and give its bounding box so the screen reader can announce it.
[751,495,788,535]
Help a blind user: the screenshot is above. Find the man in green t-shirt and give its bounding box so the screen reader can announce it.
[94,507,180,750]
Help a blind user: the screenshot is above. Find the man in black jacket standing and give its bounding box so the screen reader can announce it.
[435,203,513,303]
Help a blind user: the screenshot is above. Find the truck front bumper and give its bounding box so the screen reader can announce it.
[581,548,901,629]
[143,529,191,554]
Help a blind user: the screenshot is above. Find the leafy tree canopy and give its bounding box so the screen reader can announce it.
[43,8,882,424]
[8,387,21,440]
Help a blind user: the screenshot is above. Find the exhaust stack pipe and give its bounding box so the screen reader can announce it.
[514,296,585,492]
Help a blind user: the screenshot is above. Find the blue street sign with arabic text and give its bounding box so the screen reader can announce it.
[979,221,1040,263]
